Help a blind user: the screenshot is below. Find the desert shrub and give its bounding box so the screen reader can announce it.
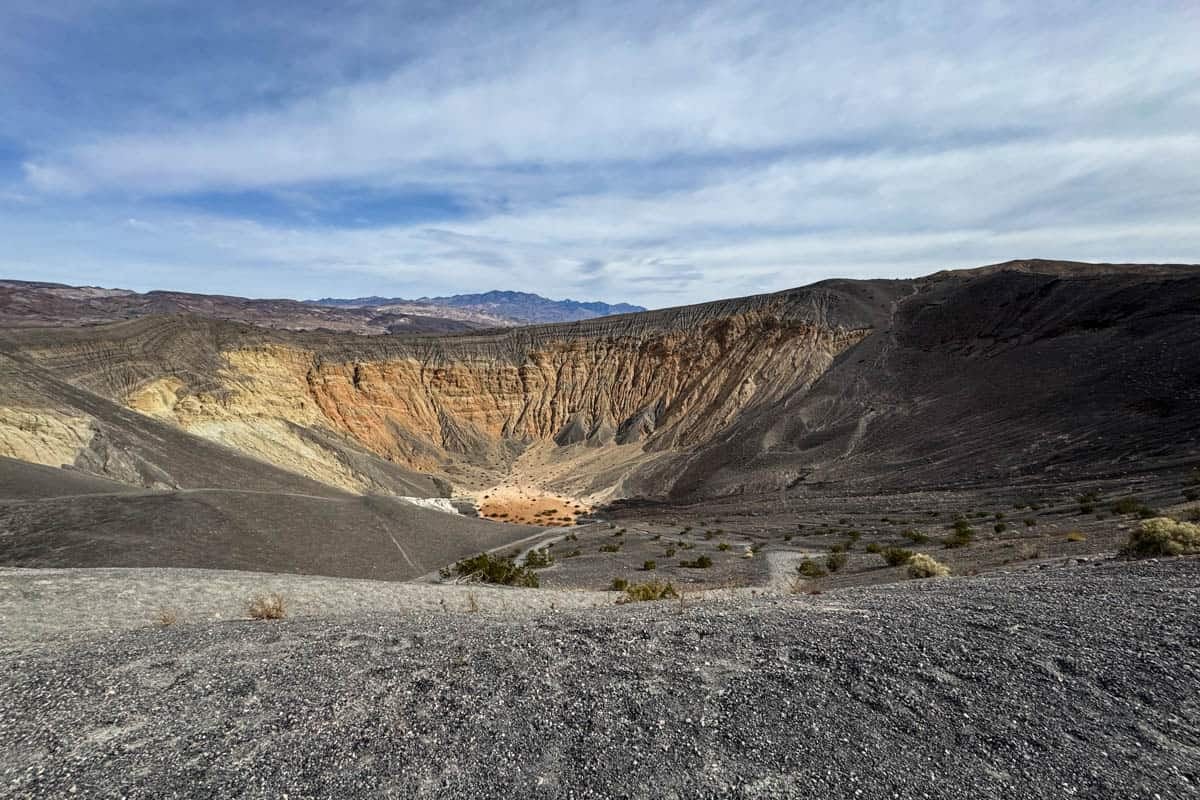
[838,518,849,525]
[524,548,554,569]
[881,547,914,567]
[993,522,1007,533]
[1111,497,1155,517]
[864,542,882,554]
[680,555,713,569]
[994,512,1005,521]
[704,531,714,540]
[561,548,582,558]
[717,542,731,552]
[599,543,622,553]
[247,592,286,620]
[664,547,677,557]
[618,580,679,603]
[1065,531,1087,542]
[944,520,974,548]
[826,551,848,572]
[830,542,847,553]
[1121,517,1200,558]
[1186,507,1200,523]
[783,534,793,542]
[441,553,539,587]
[643,560,657,571]
[610,577,629,591]
[796,558,827,578]
[902,529,930,544]
[156,608,178,626]
[1023,518,1037,527]
[846,530,862,543]
[907,553,951,579]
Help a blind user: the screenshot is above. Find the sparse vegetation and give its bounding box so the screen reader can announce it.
[599,543,622,553]
[1065,531,1087,542]
[796,558,827,578]
[1121,516,1200,558]
[247,592,286,620]
[617,580,679,603]
[609,577,629,591]
[441,553,538,587]
[664,547,676,557]
[944,518,974,548]
[156,608,178,626]
[1111,497,1156,518]
[864,542,882,554]
[993,522,1007,533]
[717,542,731,551]
[642,559,657,571]
[907,553,951,578]
[523,547,554,568]
[826,551,847,572]
[881,546,914,567]
[1023,518,1037,527]
[679,555,713,569]
[902,529,930,544]
[560,548,582,558]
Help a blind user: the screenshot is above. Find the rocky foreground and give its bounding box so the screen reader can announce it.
[3,558,1198,799]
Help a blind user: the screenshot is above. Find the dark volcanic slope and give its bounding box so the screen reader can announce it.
[662,260,1200,498]
[0,456,138,500]
[3,558,1197,799]
[0,489,538,580]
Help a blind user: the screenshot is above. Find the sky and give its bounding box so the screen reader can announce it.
[1,1,1197,308]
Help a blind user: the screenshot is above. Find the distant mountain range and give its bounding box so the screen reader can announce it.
[308,290,646,325]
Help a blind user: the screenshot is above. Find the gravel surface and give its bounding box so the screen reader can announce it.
[3,558,1199,798]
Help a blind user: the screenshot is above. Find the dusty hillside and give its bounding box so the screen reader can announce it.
[3,557,1197,799]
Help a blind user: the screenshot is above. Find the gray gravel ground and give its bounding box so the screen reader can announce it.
[3,558,1199,799]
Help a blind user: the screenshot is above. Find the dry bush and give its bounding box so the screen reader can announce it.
[617,580,679,604]
[156,608,178,627]
[1121,517,1200,558]
[907,553,951,578]
[247,592,286,620]
[1065,531,1087,542]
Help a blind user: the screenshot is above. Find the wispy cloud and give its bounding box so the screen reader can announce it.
[1,0,1197,305]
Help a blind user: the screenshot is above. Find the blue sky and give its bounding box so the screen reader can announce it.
[1,1,1197,307]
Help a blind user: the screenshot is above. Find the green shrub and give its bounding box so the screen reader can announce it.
[826,552,848,573]
[1023,518,1037,527]
[441,553,539,588]
[993,522,1007,533]
[610,577,629,591]
[907,553,951,579]
[902,529,930,544]
[664,547,676,557]
[846,530,863,543]
[642,560,657,571]
[881,547,914,567]
[524,548,554,569]
[1065,531,1087,542]
[618,580,679,603]
[599,543,622,553]
[679,555,713,569]
[717,542,731,552]
[1111,497,1155,518]
[864,542,882,554]
[796,558,827,578]
[561,548,582,558]
[1121,517,1200,558]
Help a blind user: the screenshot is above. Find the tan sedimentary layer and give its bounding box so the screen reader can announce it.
[0,407,94,468]
[120,309,867,497]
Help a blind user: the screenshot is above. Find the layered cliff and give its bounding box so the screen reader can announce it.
[3,261,1197,506]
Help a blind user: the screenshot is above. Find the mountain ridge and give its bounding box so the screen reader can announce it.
[307,288,646,324]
